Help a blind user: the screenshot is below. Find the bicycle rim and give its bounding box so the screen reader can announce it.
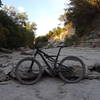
[15,57,43,85]
[59,56,85,83]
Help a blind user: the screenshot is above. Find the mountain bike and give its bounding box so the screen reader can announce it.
[15,45,86,85]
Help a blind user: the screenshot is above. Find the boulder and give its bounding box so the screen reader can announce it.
[0,69,10,82]
[0,48,12,53]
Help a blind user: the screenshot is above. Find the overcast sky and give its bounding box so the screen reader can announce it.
[3,0,70,36]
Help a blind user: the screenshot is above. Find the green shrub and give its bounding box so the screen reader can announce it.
[0,10,35,49]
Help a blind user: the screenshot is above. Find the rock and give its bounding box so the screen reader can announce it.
[16,47,26,51]
[0,48,12,53]
[8,67,16,79]
[88,71,100,79]
[0,69,10,82]
[0,47,100,82]
[0,64,3,67]
[89,63,100,72]
[16,47,31,51]
[85,63,100,79]
[3,64,13,75]
[20,50,33,55]
[47,40,64,48]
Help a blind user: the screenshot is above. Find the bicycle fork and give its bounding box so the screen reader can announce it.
[28,51,37,72]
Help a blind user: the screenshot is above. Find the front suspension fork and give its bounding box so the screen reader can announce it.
[28,51,37,72]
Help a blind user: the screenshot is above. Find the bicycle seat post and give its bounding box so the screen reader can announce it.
[54,47,62,66]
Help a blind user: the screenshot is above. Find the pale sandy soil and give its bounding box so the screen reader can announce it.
[0,47,100,100]
[1,78,100,100]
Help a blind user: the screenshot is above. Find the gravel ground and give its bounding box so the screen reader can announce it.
[1,78,100,100]
[0,47,100,100]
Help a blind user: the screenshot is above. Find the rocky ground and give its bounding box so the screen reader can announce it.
[0,47,100,100]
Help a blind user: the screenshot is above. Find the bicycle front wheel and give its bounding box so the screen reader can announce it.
[59,56,85,83]
[15,57,43,85]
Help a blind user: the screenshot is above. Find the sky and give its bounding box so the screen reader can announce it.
[2,0,70,36]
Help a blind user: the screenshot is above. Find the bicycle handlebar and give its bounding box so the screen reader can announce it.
[33,43,68,50]
[33,45,68,50]
[57,45,68,48]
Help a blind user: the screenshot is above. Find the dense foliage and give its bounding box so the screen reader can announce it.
[64,0,100,37]
[34,0,100,47]
[0,6,36,49]
[2,0,99,48]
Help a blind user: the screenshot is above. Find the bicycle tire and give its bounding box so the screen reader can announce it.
[59,56,85,83]
[15,57,43,85]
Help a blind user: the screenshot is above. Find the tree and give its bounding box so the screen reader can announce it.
[25,22,37,32]
[0,7,36,48]
[64,0,100,37]
[0,0,3,7]
[17,12,28,26]
[2,5,37,32]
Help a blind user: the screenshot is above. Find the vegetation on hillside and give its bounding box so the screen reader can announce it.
[64,0,100,38]
[56,0,100,45]
[0,0,100,48]
[0,6,36,49]
[35,27,65,47]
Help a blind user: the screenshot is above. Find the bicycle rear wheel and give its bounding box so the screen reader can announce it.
[59,56,85,83]
[15,57,43,85]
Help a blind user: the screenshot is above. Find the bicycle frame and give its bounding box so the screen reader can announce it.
[15,45,85,84]
[33,46,63,74]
